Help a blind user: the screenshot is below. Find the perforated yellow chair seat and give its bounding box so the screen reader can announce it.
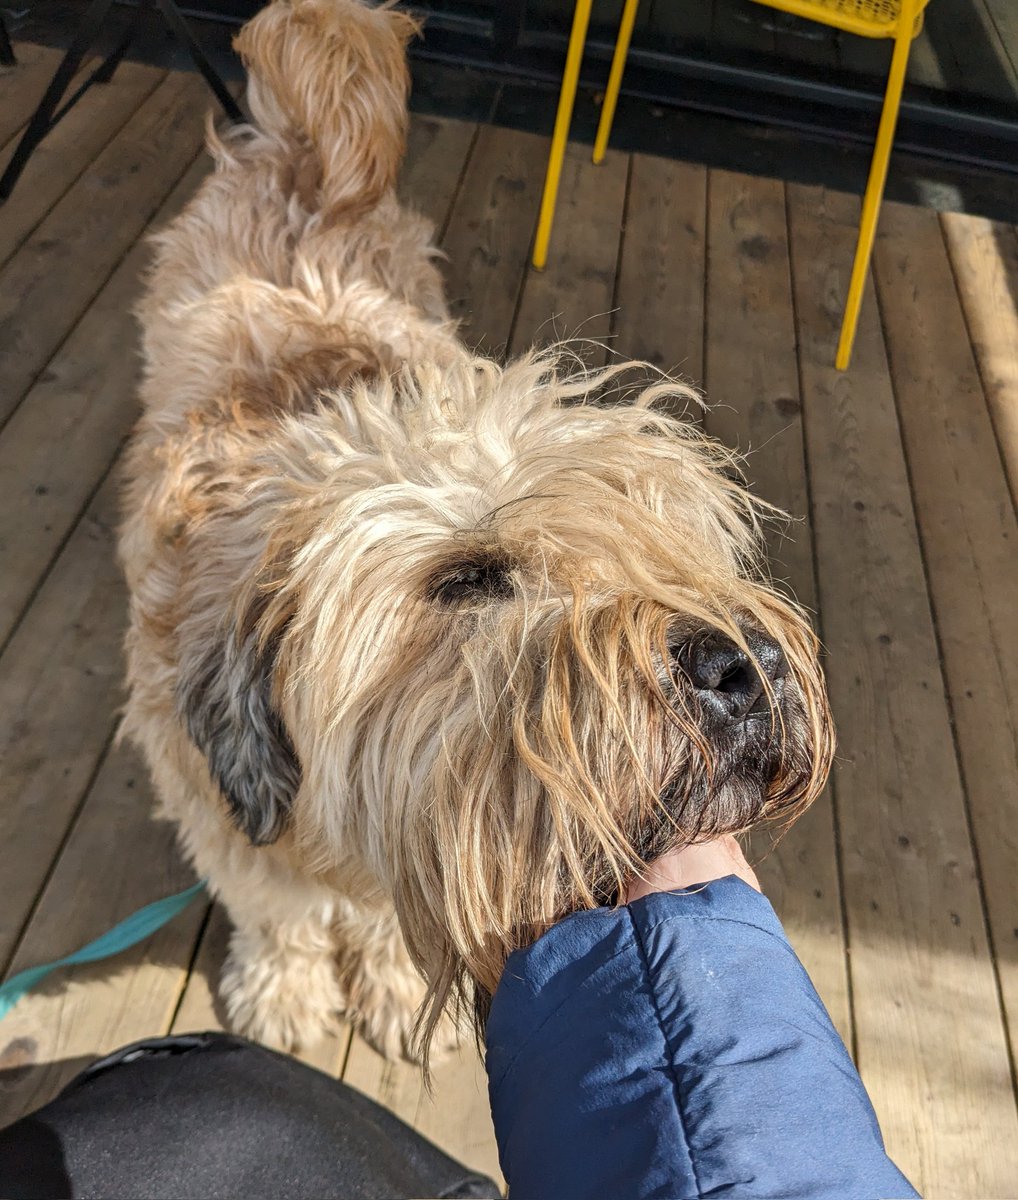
[755,0,925,38]
[532,0,932,369]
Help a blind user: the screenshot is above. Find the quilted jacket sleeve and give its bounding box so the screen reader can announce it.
[485,876,919,1200]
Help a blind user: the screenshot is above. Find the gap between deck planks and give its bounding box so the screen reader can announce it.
[940,212,1018,511]
[0,58,168,270]
[0,42,96,146]
[509,140,628,363]
[0,152,211,651]
[788,182,1018,1196]
[873,197,1018,1100]
[0,68,217,431]
[0,92,232,1127]
[0,157,216,1117]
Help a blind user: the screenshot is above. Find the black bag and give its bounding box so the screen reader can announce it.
[0,1032,502,1199]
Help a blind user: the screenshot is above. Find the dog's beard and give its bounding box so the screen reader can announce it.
[642,689,815,862]
[576,675,815,910]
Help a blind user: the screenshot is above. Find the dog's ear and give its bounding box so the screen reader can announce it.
[177,600,300,846]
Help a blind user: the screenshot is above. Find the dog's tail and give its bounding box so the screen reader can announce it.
[233,0,419,220]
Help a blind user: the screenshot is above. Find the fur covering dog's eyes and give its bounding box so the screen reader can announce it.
[430,561,515,606]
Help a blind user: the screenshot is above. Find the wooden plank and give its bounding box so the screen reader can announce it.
[0,42,82,145]
[787,181,1018,1195]
[440,123,549,356]
[0,59,166,269]
[614,153,706,387]
[509,140,628,361]
[343,1035,504,1190]
[873,198,1018,1074]
[702,168,850,1042]
[0,68,214,427]
[0,742,206,1127]
[0,472,129,973]
[399,112,476,234]
[940,210,1018,510]
[0,154,209,648]
[703,172,811,585]
[170,903,352,1076]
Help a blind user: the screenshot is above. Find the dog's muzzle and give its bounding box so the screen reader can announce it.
[675,627,788,727]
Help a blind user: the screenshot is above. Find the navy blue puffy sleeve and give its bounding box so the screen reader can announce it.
[485,877,918,1200]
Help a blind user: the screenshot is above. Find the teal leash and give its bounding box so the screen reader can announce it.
[0,880,207,1021]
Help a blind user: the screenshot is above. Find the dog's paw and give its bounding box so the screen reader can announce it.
[342,956,462,1064]
[220,938,345,1053]
[358,995,463,1065]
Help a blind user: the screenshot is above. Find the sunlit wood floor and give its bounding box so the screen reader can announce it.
[1,41,1017,1198]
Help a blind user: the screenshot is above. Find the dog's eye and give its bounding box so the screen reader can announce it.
[430,561,514,606]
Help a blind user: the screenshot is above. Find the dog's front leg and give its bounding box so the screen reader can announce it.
[210,862,346,1053]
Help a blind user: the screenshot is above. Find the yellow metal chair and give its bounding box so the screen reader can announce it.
[532,0,931,370]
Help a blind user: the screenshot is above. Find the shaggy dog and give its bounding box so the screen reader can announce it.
[120,0,834,1061]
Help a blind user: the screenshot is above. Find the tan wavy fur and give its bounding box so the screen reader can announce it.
[120,0,834,1062]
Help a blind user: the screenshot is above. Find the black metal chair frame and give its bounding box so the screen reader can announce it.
[0,11,16,68]
[0,0,242,202]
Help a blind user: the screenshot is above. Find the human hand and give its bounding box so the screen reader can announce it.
[625,835,761,904]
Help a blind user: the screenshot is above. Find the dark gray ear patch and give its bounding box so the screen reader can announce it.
[177,617,300,846]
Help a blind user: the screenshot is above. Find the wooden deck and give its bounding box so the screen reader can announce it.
[1,43,1017,1197]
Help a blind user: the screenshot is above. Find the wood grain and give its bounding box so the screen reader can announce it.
[788,181,1018,1197]
[940,210,1018,510]
[0,155,210,647]
[0,743,206,1127]
[874,198,1018,1078]
[399,112,477,233]
[703,168,850,1041]
[510,141,628,362]
[0,473,131,975]
[0,59,166,269]
[440,123,549,356]
[0,69,214,427]
[0,42,87,146]
[614,154,707,388]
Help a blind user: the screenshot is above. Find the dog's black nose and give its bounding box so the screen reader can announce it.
[679,629,787,722]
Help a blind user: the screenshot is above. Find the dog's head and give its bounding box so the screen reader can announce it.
[177,350,834,1051]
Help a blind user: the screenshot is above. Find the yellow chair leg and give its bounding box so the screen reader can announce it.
[836,7,917,370]
[593,0,640,165]
[532,0,595,270]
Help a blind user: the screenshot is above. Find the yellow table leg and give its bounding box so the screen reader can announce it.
[835,3,917,370]
[593,0,640,165]
[532,0,594,270]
